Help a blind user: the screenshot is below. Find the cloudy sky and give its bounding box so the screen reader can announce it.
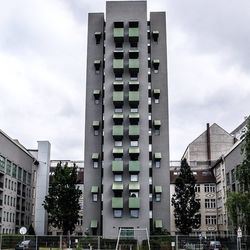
[0,0,249,160]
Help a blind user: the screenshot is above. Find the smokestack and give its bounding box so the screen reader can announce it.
[206,123,211,166]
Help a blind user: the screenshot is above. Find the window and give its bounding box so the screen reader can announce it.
[130,108,138,113]
[114,174,122,182]
[115,141,123,147]
[113,209,123,218]
[231,169,236,183]
[155,193,161,202]
[205,215,217,225]
[130,141,139,147]
[195,184,200,192]
[130,191,139,198]
[226,173,230,185]
[130,209,139,218]
[205,199,216,209]
[92,161,98,168]
[155,161,160,168]
[115,108,123,113]
[130,174,138,182]
[204,184,215,192]
[92,194,98,202]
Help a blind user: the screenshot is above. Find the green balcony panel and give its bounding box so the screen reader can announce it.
[112,161,123,173]
[153,120,161,129]
[112,182,124,191]
[129,80,139,91]
[155,186,162,193]
[129,182,140,191]
[129,59,139,76]
[113,113,124,125]
[129,91,139,107]
[113,59,124,77]
[91,186,99,193]
[129,125,140,140]
[92,121,100,128]
[129,27,139,44]
[129,197,140,209]
[153,89,161,98]
[113,147,124,157]
[114,50,124,59]
[113,28,124,43]
[129,161,140,173]
[129,49,139,59]
[113,91,124,107]
[92,153,99,161]
[112,125,124,140]
[112,197,123,209]
[129,113,140,124]
[152,30,159,42]
[90,220,97,228]
[129,147,140,160]
[113,81,124,91]
[155,220,163,228]
[154,152,162,160]
[152,59,160,71]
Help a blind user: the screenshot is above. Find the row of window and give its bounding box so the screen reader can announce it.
[113,209,139,218]
[195,184,216,193]
[2,228,15,234]
[4,195,16,207]
[2,211,15,223]
[0,155,32,184]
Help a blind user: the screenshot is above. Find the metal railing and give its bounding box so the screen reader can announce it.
[0,234,249,250]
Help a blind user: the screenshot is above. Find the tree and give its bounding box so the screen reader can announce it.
[171,158,201,234]
[227,118,250,234]
[43,162,82,235]
[27,224,36,235]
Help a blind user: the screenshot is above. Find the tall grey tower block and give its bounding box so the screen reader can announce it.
[84,1,170,238]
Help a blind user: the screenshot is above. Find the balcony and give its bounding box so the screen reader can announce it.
[113,91,124,108]
[129,147,140,160]
[129,91,139,108]
[112,197,123,209]
[129,113,140,125]
[129,161,140,173]
[129,197,140,209]
[129,125,140,140]
[112,161,123,173]
[112,125,124,140]
[113,59,124,77]
[113,113,124,125]
[129,59,139,77]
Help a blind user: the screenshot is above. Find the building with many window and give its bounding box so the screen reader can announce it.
[83,0,170,239]
[0,129,50,235]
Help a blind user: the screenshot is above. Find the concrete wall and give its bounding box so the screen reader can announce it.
[83,12,104,235]
[150,11,170,232]
[33,141,51,235]
[102,1,150,238]
[186,124,234,162]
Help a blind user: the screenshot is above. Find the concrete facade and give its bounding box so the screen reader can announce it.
[84,1,170,239]
[29,141,51,235]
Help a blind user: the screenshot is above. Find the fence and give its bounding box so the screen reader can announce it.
[0,234,249,250]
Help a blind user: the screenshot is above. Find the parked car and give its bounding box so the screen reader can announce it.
[15,240,38,250]
[209,240,222,250]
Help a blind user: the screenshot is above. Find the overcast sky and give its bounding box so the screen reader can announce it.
[0,0,249,160]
